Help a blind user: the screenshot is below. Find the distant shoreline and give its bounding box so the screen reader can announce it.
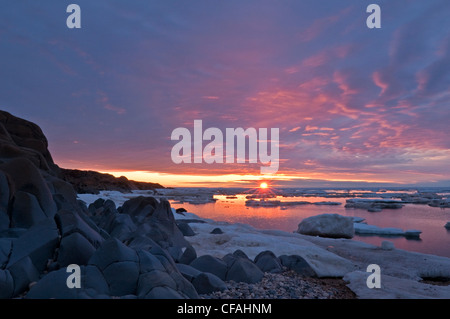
[59,168,164,194]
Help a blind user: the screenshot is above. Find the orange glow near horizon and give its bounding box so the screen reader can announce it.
[58,162,441,188]
[83,169,412,188]
[260,182,268,189]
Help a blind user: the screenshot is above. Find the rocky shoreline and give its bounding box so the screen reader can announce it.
[59,168,164,194]
[201,269,356,299]
[0,110,354,300]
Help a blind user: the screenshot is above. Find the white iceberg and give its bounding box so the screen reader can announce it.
[354,223,421,238]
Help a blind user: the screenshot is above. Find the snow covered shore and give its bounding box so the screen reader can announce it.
[78,191,450,299]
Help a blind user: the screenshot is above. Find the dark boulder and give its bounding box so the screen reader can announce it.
[190,255,228,281]
[26,265,110,299]
[10,191,48,228]
[57,232,97,267]
[210,228,223,234]
[191,272,227,294]
[177,221,196,237]
[0,269,14,299]
[175,263,202,282]
[178,245,197,265]
[7,219,59,272]
[225,257,264,284]
[254,250,283,273]
[279,255,317,277]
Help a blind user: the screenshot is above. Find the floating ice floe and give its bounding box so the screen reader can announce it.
[354,222,422,238]
[345,198,404,211]
[245,199,341,207]
[428,198,450,208]
[313,201,342,205]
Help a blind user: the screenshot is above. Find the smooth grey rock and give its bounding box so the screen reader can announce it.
[176,263,202,282]
[91,198,106,210]
[103,261,139,296]
[190,255,228,280]
[26,265,110,299]
[148,244,178,272]
[49,178,79,211]
[9,256,40,296]
[57,232,96,267]
[0,227,26,239]
[88,238,138,270]
[11,191,47,228]
[0,269,14,298]
[89,200,119,231]
[171,271,199,299]
[0,238,12,267]
[120,197,189,252]
[137,250,165,273]
[232,249,250,260]
[178,245,197,265]
[222,250,252,268]
[139,247,198,299]
[56,209,104,249]
[109,214,137,240]
[127,235,159,251]
[225,257,264,284]
[0,157,57,219]
[137,269,177,297]
[168,245,184,262]
[222,250,251,266]
[7,219,59,272]
[26,267,78,299]
[177,222,196,237]
[279,255,316,277]
[120,196,159,220]
[0,211,8,232]
[254,250,282,273]
[297,213,354,239]
[192,272,227,294]
[445,222,450,230]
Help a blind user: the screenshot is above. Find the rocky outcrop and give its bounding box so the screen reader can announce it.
[0,110,58,173]
[296,214,354,239]
[59,169,164,194]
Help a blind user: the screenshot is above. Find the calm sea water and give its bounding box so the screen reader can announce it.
[170,194,450,258]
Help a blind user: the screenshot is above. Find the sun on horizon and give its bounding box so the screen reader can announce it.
[260,182,268,189]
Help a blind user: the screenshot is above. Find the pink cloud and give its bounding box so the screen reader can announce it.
[333,70,358,96]
[97,91,126,115]
[298,6,352,42]
[372,71,388,96]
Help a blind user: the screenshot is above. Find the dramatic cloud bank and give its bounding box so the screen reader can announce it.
[1,0,449,186]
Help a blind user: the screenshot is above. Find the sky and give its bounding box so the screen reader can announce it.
[1,0,450,187]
